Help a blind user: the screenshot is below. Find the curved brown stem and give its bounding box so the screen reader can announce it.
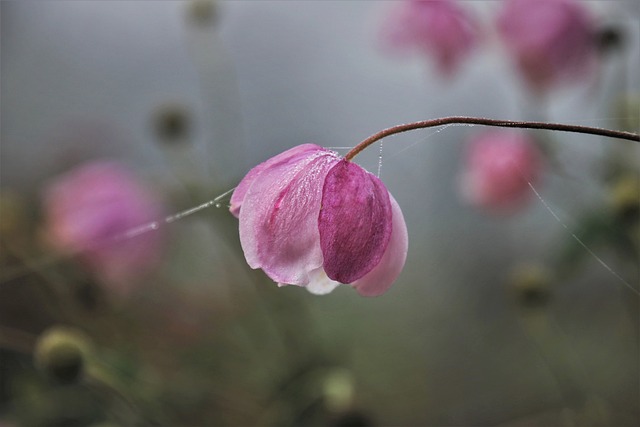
[345,116,639,161]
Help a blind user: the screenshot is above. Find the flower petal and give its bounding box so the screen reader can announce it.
[230,144,323,217]
[319,160,392,284]
[238,147,340,284]
[352,195,408,297]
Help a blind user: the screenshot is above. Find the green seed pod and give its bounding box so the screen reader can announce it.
[322,369,355,413]
[610,175,639,225]
[34,326,92,384]
[614,94,640,132]
[595,26,625,54]
[152,103,192,145]
[507,263,553,309]
[187,0,218,27]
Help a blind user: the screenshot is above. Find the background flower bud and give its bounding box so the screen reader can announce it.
[379,0,479,76]
[458,130,542,213]
[497,0,598,92]
[43,161,165,295]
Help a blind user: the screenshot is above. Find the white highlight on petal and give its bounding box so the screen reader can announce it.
[306,268,342,295]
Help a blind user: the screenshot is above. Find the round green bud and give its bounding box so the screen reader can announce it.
[610,175,639,225]
[152,103,192,145]
[187,0,218,27]
[34,326,92,384]
[614,94,640,132]
[596,26,625,54]
[507,263,553,309]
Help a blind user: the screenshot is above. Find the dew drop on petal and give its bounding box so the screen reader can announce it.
[306,268,341,295]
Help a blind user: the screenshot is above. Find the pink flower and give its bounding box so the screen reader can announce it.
[497,0,597,92]
[459,130,542,213]
[230,144,408,297]
[44,161,164,295]
[379,0,479,76]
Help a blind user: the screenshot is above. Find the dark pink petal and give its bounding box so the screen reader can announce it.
[319,160,392,284]
[230,144,323,217]
[352,195,408,297]
[239,147,340,284]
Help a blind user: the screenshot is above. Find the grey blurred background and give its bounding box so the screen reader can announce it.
[1,1,639,426]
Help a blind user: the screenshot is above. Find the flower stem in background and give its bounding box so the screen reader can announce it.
[344,116,640,161]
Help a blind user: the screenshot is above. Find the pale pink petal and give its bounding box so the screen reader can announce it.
[352,195,408,297]
[319,160,392,284]
[239,147,340,284]
[229,144,322,217]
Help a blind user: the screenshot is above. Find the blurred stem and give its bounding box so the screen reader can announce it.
[186,15,246,189]
[345,117,639,161]
[199,204,327,411]
[1,243,80,324]
[617,251,640,344]
[164,146,207,195]
[83,372,150,426]
[518,310,609,425]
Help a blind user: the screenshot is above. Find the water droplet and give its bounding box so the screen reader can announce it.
[215,202,222,208]
[377,141,384,177]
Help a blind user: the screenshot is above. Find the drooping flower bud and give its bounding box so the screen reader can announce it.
[231,144,408,296]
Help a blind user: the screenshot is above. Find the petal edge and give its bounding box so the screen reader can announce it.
[352,195,408,297]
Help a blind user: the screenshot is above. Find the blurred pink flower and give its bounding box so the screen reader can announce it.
[44,161,164,295]
[497,0,598,92]
[230,144,408,297]
[379,0,479,76]
[459,130,542,213]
